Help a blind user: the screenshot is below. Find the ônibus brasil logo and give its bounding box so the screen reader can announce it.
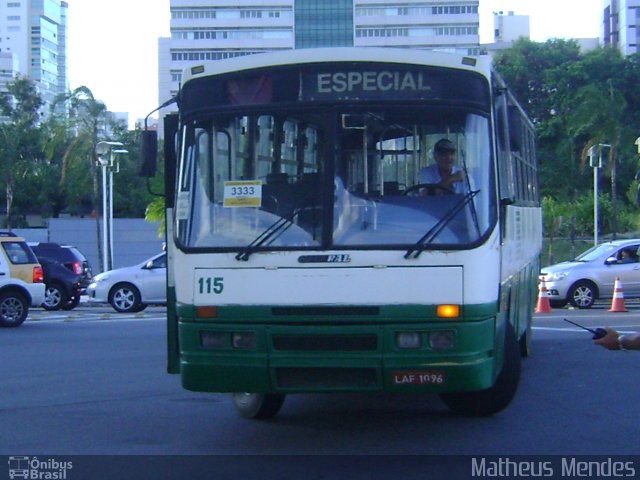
[8,456,72,479]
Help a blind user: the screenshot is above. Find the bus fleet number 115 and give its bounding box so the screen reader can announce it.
[198,276,224,295]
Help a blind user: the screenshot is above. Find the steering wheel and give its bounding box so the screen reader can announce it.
[403,183,454,196]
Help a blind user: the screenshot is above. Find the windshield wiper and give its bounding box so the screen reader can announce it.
[235,205,308,261]
[403,190,480,259]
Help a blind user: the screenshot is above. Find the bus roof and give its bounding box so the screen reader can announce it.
[181,47,493,85]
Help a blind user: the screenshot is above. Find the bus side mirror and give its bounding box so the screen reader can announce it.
[139,130,158,177]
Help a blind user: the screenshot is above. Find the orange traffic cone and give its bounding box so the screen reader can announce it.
[609,277,628,312]
[535,276,552,313]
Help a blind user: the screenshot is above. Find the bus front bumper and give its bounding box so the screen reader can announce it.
[178,318,499,394]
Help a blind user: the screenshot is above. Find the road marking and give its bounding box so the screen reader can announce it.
[533,326,639,334]
[30,316,163,325]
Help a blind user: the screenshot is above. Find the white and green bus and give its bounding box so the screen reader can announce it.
[142,47,541,418]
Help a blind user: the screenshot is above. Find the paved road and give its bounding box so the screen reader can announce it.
[3,306,640,478]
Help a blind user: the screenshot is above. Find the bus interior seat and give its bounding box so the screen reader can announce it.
[298,172,322,202]
[383,181,401,195]
[350,182,402,197]
[351,182,380,197]
[266,172,289,184]
[299,172,321,186]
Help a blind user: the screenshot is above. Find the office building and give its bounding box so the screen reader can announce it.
[0,0,69,113]
[481,10,530,56]
[0,52,18,95]
[603,0,640,55]
[493,10,529,44]
[158,0,480,113]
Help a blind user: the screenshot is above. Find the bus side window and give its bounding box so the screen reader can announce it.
[214,128,231,204]
[196,129,213,200]
[255,115,275,180]
[494,91,516,205]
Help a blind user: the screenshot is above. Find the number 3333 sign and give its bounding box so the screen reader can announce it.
[223,180,262,207]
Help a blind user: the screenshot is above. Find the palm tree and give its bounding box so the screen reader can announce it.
[571,81,627,239]
[51,86,109,271]
[145,197,166,238]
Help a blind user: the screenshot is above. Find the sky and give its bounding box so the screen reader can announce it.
[66,0,602,127]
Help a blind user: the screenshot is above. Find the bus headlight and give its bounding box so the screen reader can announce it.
[232,332,257,349]
[396,332,421,349]
[201,331,226,349]
[429,330,455,350]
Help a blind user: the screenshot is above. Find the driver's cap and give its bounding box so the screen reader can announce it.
[434,139,456,152]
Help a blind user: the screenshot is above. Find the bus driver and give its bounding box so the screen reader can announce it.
[419,138,466,194]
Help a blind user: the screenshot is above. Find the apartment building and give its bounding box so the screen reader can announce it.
[492,10,529,44]
[603,0,640,55]
[0,0,68,111]
[158,0,480,111]
[0,51,17,96]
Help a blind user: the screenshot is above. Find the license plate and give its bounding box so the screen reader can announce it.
[392,370,445,385]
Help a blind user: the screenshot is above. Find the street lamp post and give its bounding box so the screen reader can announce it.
[636,137,640,207]
[95,141,128,272]
[589,146,600,246]
[590,144,611,247]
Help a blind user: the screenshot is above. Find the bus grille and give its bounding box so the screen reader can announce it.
[271,306,379,316]
[272,334,378,351]
[276,367,378,389]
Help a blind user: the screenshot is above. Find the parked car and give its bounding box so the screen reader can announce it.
[86,252,166,313]
[541,239,640,309]
[0,232,45,327]
[29,242,93,311]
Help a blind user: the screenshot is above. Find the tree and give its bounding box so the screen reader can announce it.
[571,82,627,238]
[495,42,640,240]
[565,48,634,239]
[51,86,108,270]
[493,38,582,125]
[494,39,591,201]
[145,197,166,238]
[109,124,155,218]
[0,76,44,228]
[41,116,90,216]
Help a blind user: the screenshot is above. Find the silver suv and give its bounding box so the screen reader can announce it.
[0,232,46,326]
[542,239,640,309]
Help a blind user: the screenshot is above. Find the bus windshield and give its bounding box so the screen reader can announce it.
[175,105,494,251]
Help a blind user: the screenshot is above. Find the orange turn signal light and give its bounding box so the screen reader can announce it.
[437,304,460,318]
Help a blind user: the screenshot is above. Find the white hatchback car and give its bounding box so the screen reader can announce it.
[0,232,46,326]
[541,239,640,309]
[86,253,166,313]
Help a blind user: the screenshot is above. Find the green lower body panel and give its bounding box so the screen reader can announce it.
[179,316,499,394]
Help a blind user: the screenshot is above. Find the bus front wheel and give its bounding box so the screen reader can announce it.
[439,322,521,416]
[231,393,286,419]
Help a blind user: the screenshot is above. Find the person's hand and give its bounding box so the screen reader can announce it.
[442,171,465,188]
[593,327,621,350]
[450,170,465,182]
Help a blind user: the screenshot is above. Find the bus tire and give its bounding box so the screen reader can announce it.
[439,322,521,416]
[519,320,532,358]
[231,393,286,419]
